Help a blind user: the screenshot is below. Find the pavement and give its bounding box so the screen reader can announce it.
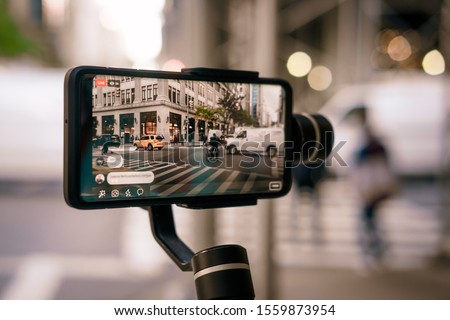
[276,261,450,299]
[0,180,196,300]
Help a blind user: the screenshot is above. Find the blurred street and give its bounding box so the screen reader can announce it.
[0,180,195,299]
[2,0,450,302]
[275,179,444,270]
[1,178,449,299]
[273,179,450,299]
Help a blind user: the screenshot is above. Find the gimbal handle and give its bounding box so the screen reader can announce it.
[147,205,255,300]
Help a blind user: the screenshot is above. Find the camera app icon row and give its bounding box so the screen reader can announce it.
[97,187,145,199]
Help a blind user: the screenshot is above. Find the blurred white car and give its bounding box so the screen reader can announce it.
[320,72,449,178]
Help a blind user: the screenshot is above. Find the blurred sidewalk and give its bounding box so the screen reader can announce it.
[276,263,450,299]
[1,178,449,299]
[0,181,195,300]
[274,178,450,299]
[273,179,444,270]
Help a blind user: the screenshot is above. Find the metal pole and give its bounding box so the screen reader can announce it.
[252,0,278,300]
[439,0,450,258]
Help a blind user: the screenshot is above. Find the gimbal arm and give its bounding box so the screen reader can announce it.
[147,205,194,272]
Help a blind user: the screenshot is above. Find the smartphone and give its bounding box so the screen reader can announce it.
[64,66,293,209]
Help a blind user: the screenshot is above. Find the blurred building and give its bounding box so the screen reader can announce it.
[7,0,446,84]
[161,0,447,112]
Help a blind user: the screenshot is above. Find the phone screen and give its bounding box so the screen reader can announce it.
[78,73,289,203]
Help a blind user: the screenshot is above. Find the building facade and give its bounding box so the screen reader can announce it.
[92,76,253,143]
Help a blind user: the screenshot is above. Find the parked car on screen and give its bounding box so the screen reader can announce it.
[92,134,121,148]
[134,134,165,150]
[226,127,283,157]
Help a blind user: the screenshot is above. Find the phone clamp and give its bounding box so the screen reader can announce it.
[181,67,259,79]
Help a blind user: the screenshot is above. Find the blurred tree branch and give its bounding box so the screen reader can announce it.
[0,0,43,59]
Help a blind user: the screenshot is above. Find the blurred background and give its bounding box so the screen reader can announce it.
[1,0,450,299]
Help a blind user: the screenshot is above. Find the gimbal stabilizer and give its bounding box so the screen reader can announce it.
[145,67,334,300]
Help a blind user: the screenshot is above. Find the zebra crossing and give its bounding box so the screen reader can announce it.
[122,158,282,197]
[122,159,169,171]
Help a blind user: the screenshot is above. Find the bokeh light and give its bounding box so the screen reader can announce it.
[422,50,445,75]
[387,35,412,61]
[162,59,186,72]
[307,65,333,91]
[376,29,399,53]
[286,51,312,77]
[96,0,165,68]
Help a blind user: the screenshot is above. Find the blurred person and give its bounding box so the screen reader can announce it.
[101,140,111,155]
[292,163,327,244]
[209,133,220,149]
[352,108,398,271]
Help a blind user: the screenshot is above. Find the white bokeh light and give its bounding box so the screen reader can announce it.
[422,50,445,76]
[96,0,165,68]
[286,51,312,77]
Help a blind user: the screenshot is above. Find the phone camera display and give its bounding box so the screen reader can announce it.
[81,74,288,203]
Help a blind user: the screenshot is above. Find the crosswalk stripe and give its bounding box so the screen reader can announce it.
[270,158,283,178]
[151,162,173,169]
[159,167,211,195]
[242,172,257,193]
[216,170,241,194]
[186,169,228,196]
[123,158,181,173]
[151,164,186,179]
[123,159,150,170]
[152,166,199,190]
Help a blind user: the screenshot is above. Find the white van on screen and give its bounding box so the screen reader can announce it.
[226,127,283,157]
